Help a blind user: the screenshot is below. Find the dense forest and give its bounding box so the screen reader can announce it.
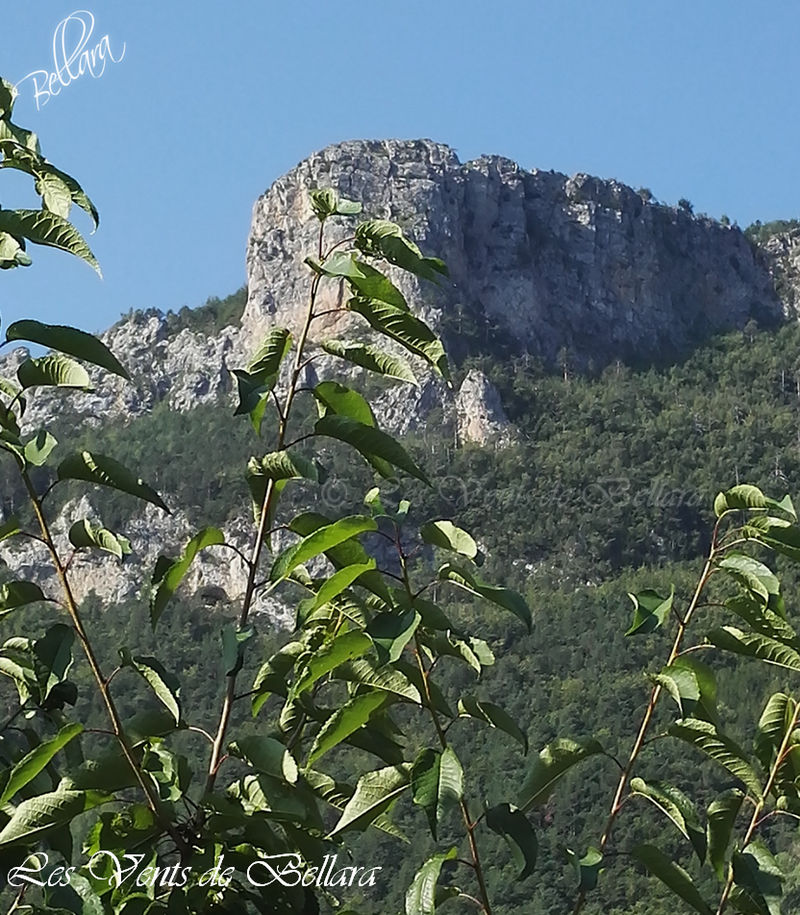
[5,280,800,913]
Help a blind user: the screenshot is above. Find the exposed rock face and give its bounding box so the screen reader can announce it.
[245,139,784,369]
[455,370,513,446]
[3,138,799,617]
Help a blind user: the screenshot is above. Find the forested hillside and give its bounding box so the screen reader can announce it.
[5,291,800,913]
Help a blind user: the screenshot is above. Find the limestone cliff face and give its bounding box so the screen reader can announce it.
[245,139,784,368]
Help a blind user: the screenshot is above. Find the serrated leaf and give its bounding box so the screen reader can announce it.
[334,657,421,702]
[626,587,674,636]
[348,296,450,382]
[519,739,604,811]
[411,747,463,839]
[707,789,744,880]
[0,209,99,274]
[630,777,706,862]
[349,261,409,308]
[270,514,377,582]
[292,631,373,697]
[315,414,430,484]
[719,554,779,604]
[308,690,389,765]
[405,848,457,915]
[329,763,410,836]
[421,520,478,561]
[69,519,131,561]
[669,719,762,798]
[0,784,99,847]
[438,562,531,632]
[307,560,376,613]
[707,627,800,673]
[321,340,418,385]
[58,451,168,512]
[0,723,82,806]
[354,219,449,284]
[486,803,538,879]
[230,736,298,784]
[7,321,126,378]
[654,656,718,725]
[150,527,224,626]
[631,844,713,914]
[458,696,528,753]
[120,652,181,724]
[18,354,90,390]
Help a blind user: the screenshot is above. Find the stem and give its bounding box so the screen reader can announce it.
[202,262,323,799]
[572,525,721,915]
[399,523,493,915]
[19,469,188,856]
[715,704,800,915]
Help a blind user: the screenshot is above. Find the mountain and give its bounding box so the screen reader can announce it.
[2,137,800,634]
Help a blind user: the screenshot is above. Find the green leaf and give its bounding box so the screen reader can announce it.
[626,587,674,636]
[120,652,182,724]
[348,261,409,308]
[421,520,479,561]
[150,527,224,626]
[270,514,377,582]
[309,188,360,220]
[18,354,90,390]
[368,609,420,665]
[314,380,376,426]
[411,747,463,840]
[348,296,450,382]
[707,626,800,673]
[292,631,373,696]
[314,414,430,484]
[329,763,410,836]
[222,625,254,677]
[519,739,604,811]
[438,562,531,632]
[308,690,389,765]
[0,784,98,847]
[318,251,365,278]
[354,219,449,283]
[69,519,131,561]
[58,451,168,512]
[23,430,57,466]
[6,321,128,379]
[630,777,706,862]
[719,554,779,604]
[707,789,744,880]
[486,803,538,879]
[335,657,422,703]
[0,581,46,613]
[256,450,319,483]
[307,561,376,613]
[0,723,82,806]
[458,696,528,753]
[0,209,100,274]
[248,327,292,376]
[562,846,603,893]
[732,840,783,915]
[321,340,418,385]
[669,719,762,798]
[654,656,719,725]
[252,640,304,714]
[0,516,20,543]
[631,844,713,914]
[714,485,795,519]
[229,736,298,784]
[405,848,457,915]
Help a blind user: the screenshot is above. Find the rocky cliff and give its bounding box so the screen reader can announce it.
[3,137,800,615]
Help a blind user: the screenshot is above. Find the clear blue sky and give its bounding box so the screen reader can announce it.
[2,1,799,333]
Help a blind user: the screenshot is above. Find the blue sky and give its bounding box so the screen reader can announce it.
[2,1,800,333]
